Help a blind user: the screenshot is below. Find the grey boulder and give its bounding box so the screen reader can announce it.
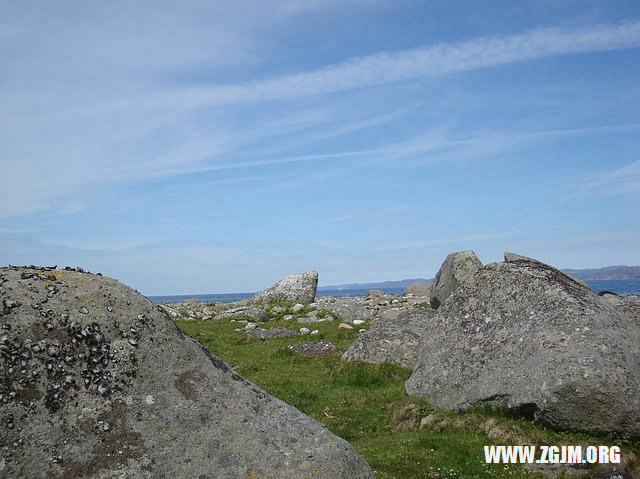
[342,310,435,369]
[406,256,640,439]
[402,282,431,297]
[249,271,318,305]
[429,251,483,309]
[0,266,373,478]
[505,251,589,288]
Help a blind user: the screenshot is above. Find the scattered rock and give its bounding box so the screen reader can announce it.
[246,328,300,340]
[315,297,373,323]
[429,250,483,309]
[0,266,373,478]
[406,255,640,439]
[338,323,353,330]
[291,303,305,313]
[297,317,319,323]
[248,271,318,305]
[299,327,310,335]
[287,340,345,356]
[217,306,269,322]
[365,289,386,298]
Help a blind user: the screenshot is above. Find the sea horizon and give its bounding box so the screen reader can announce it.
[147,278,640,305]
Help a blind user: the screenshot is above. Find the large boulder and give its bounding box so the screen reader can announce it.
[0,266,373,478]
[429,251,482,309]
[402,282,431,297]
[406,256,640,439]
[342,310,435,369]
[249,271,318,305]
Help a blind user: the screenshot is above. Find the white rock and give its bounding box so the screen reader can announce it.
[300,327,310,335]
[291,303,305,313]
[283,314,294,321]
[310,330,319,335]
[353,319,365,326]
[338,323,353,330]
[244,323,257,331]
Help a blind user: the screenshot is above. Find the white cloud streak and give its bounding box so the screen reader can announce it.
[372,233,503,252]
[2,20,640,219]
[146,21,640,110]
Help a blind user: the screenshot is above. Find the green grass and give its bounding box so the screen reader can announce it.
[176,318,639,478]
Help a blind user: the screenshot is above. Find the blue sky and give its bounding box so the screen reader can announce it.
[1,1,639,295]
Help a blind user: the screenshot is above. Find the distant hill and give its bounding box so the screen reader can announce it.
[562,266,640,281]
[318,278,432,291]
[318,265,640,291]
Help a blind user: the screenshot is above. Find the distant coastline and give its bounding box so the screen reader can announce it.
[562,265,640,280]
[147,278,640,304]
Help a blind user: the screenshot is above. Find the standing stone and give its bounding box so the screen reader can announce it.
[406,256,640,439]
[429,251,483,309]
[0,266,373,478]
[249,271,318,305]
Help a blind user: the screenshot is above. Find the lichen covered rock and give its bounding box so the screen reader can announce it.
[406,256,640,439]
[429,251,483,309]
[249,271,318,305]
[0,266,373,478]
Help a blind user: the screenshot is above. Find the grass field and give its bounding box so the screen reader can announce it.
[176,314,639,479]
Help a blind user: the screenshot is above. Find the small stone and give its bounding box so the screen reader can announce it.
[47,345,60,357]
[299,327,310,335]
[310,330,319,335]
[338,323,353,330]
[78,306,89,314]
[352,319,365,326]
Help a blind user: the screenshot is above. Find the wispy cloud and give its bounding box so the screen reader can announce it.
[140,21,640,110]
[372,232,503,252]
[42,237,154,253]
[311,207,412,224]
[558,159,640,203]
